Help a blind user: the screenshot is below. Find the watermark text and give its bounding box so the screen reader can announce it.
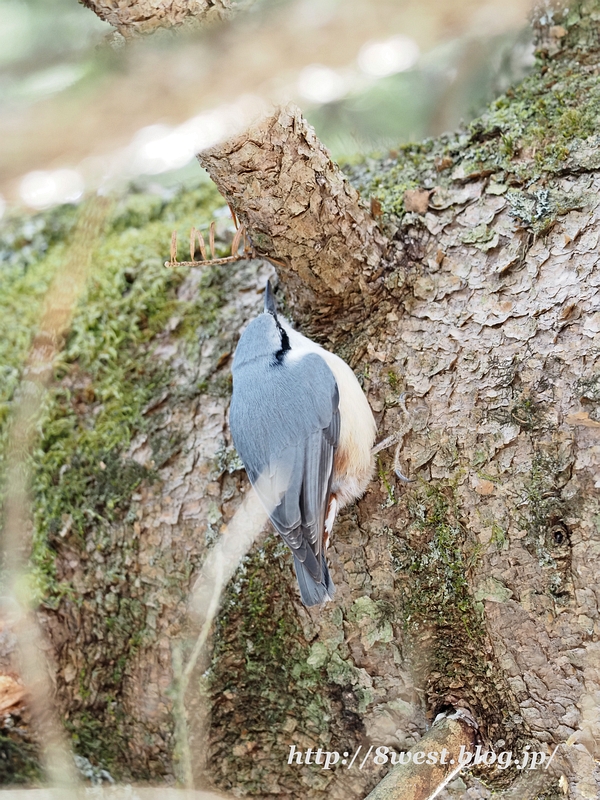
[287,744,559,772]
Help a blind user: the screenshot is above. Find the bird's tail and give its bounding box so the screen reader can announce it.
[292,553,336,607]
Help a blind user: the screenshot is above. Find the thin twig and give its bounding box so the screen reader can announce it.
[164,255,244,268]
[227,202,239,230]
[209,220,216,259]
[231,224,243,257]
[198,227,208,261]
[165,223,251,269]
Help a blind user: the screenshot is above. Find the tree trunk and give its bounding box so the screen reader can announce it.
[2,2,600,799]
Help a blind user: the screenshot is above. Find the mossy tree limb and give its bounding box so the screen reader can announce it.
[199,4,600,798]
[2,1,600,798]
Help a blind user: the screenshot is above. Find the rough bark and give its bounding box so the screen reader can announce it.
[2,2,600,799]
[197,105,389,320]
[78,0,239,37]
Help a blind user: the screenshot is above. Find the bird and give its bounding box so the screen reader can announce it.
[229,281,377,606]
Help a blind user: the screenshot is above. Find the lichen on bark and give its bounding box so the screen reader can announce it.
[195,5,600,797]
[2,2,600,798]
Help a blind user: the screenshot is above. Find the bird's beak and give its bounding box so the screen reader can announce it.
[264,280,278,317]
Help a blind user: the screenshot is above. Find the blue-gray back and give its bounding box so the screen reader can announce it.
[229,331,340,598]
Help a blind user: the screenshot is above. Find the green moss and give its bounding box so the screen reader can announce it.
[521,450,566,539]
[532,779,566,800]
[490,522,507,550]
[508,393,546,431]
[471,449,489,469]
[208,371,233,398]
[518,448,573,602]
[344,20,600,234]
[377,455,397,507]
[0,204,78,271]
[345,140,438,220]
[208,537,364,794]
[549,0,600,62]
[0,731,42,786]
[575,371,600,422]
[66,708,129,778]
[0,184,225,600]
[213,443,244,476]
[0,180,235,779]
[404,485,473,623]
[348,596,394,648]
[0,244,75,467]
[208,538,325,791]
[576,372,600,401]
[213,538,321,704]
[389,481,523,757]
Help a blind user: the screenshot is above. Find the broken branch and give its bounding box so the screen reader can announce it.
[197,103,389,317]
[363,710,478,800]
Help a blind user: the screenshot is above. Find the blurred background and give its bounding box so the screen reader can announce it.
[0,0,534,217]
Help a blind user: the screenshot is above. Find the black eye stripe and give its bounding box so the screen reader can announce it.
[275,323,290,362]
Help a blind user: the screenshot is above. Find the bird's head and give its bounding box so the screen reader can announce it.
[232,281,291,369]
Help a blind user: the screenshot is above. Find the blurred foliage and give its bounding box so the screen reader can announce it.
[0,210,78,436]
[308,29,534,159]
[0,0,108,109]
[0,730,42,785]
[0,0,533,183]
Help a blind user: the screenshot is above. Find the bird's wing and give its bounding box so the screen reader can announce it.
[266,397,339,579]
[232,353,340,581]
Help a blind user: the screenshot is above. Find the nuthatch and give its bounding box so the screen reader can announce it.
[229,282,377,606]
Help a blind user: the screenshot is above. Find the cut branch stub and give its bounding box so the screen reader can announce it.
[363,711,479,800]
[197,103,389,317]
